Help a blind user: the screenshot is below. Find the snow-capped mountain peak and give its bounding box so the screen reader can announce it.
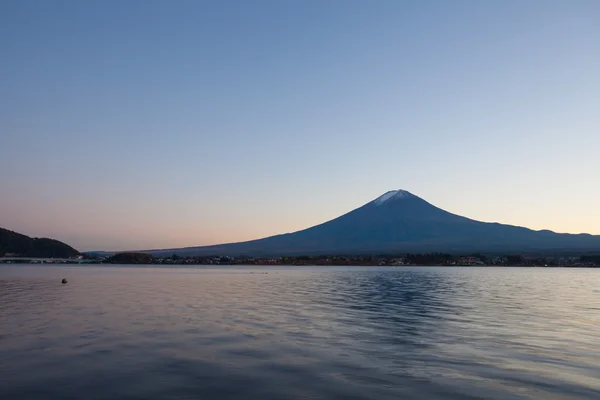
[373,190,412,206]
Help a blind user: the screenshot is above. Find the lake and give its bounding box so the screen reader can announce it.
[1,265,599,399]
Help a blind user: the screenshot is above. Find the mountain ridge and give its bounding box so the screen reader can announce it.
[144,190,600,256]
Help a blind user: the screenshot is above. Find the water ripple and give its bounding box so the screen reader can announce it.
[1,265,599,399]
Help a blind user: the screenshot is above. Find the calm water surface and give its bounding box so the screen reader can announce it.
[1,265,599,399]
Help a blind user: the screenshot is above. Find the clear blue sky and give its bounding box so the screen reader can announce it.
[1,0,599,251]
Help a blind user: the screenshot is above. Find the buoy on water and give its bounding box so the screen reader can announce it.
[61,278,68,284]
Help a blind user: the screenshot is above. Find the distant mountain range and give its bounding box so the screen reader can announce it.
[145,190,600,257]
[0,227,80,258]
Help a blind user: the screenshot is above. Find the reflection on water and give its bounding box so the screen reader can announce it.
[0,266,599,399]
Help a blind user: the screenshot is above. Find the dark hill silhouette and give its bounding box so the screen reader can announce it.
[105,252,153,264]
[0,227,80,258]
[147,190,600,256]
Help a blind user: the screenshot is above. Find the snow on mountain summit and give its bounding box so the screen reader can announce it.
[373,190,412,205]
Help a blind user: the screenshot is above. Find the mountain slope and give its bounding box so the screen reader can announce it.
[148,190,600,256]
[0,228,80,258]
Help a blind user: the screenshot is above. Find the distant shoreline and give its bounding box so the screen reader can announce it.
[99,252,600,267]
[1,262,599,269]
[2,252,598,268]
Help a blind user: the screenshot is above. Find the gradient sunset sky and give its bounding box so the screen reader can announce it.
[2,0,599,251]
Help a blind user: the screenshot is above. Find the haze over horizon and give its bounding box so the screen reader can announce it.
[2,1,599,251]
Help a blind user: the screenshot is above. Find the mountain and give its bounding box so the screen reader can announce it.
[147,190,600,256]
[0,227,80,258]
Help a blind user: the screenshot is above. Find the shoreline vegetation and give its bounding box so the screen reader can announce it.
[0,228,79,259]
[2,252,598,267]
[98,252,600,267]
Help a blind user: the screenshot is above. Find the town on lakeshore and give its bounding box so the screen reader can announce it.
[2,252,599,268]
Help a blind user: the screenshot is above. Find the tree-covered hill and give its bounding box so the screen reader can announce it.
[0,228,80,258]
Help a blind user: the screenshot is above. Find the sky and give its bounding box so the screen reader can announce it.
[1,0,599,251]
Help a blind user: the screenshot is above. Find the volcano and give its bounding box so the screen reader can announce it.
[148,190,600,256]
